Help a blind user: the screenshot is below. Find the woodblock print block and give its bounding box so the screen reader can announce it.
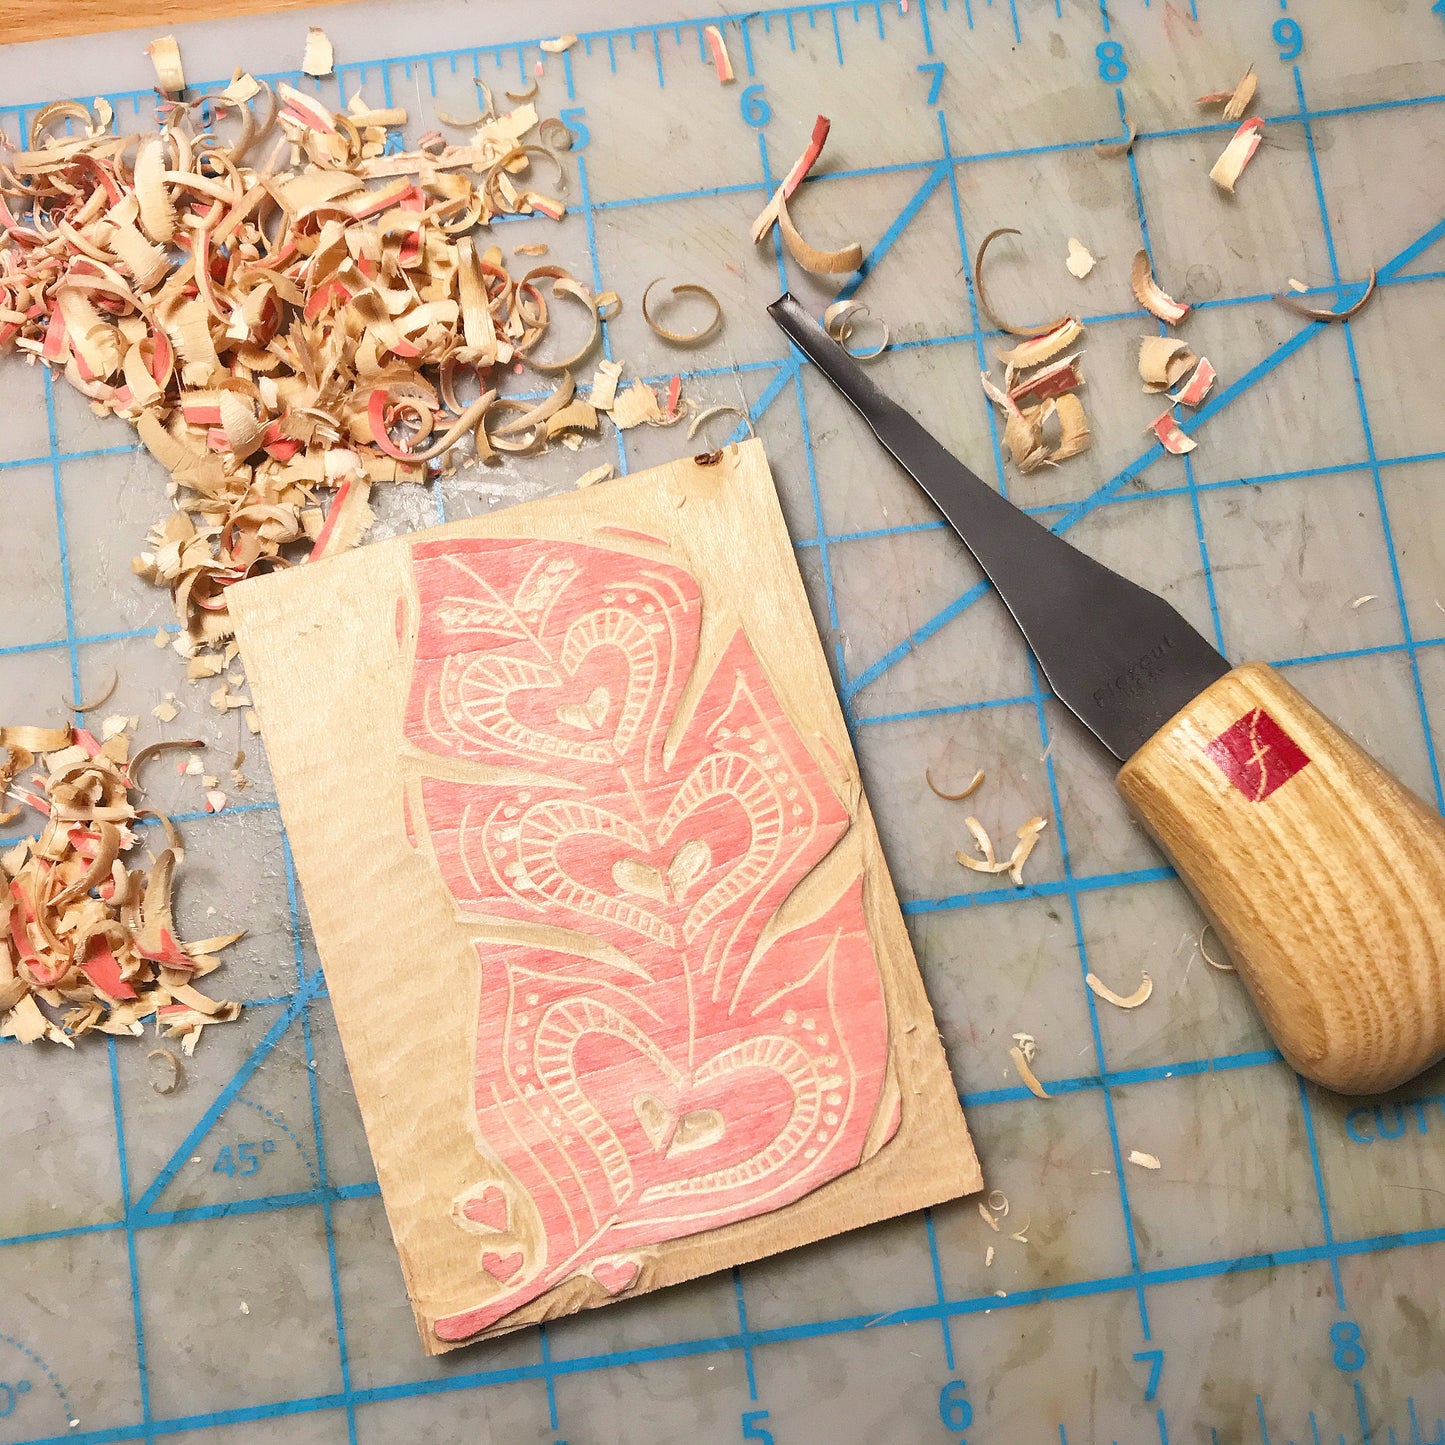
[231,440,980,1352]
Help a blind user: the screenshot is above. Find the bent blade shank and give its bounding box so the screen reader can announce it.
[769,293,1229,761]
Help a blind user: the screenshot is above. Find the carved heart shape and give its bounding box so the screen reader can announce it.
[591,1256,640,1295]
[633,1093,673,1151]
[459,1185,509,1234]
[483,1250,524,1283]
[572,1028,803,1198]
[556,685,611,733]
[611,839,713,906]
[666,1107,726,1157]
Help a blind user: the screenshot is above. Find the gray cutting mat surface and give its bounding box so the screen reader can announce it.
[3,0,1445,1441]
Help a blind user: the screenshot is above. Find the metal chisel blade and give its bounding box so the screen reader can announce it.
[769,293,1230,761]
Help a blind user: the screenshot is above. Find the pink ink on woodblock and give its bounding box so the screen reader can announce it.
[401,537,894,1340]
[1205,706,1310,802]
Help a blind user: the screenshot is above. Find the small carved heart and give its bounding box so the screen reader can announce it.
[458,1184,509,1234]
[482,1250,524,1283]
[667,838,711,902]
[613,856,668,902]
[666,1107,726,1157]
[633,1092,674,1152]
[556,685,611,732]
[591,1256,640,1296]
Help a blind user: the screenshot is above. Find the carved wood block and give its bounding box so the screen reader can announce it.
[231,440,980,1352]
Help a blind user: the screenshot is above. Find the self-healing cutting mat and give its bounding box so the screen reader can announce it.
[228,440,978,1351]
[2,0,1445,1441]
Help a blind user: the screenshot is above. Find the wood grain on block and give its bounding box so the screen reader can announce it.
[1118,661,1445,1095]
[230,440,979,1352]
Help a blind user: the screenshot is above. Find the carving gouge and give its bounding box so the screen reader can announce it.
[770,291,1445,1095]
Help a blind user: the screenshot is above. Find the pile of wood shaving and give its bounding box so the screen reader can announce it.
[0,39,683,674]
[975,234,1092,473]
[1,724,242,1050]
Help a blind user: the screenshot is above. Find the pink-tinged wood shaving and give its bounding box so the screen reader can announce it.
[0,65,635,676]
[1131,251,1190,324]
[0,726,240,1048]
[1274,270,1377,322]
[995,317,1083,371]
[1198,65,1257,122]
[1170,356,1217,407]
[1209,117,1265,194]
[703,25,736,83]
[750,115,831,244]
[302,26,335,78]
[1008,353,1083,407]
[1148,409,1196,454]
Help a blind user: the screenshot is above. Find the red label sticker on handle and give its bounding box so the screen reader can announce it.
[1205,707,1310,801]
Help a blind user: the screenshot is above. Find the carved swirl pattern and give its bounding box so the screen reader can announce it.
[402,536,894,1340]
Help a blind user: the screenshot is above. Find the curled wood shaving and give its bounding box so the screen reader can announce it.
[1170,356,1217,408]
[1209,117,1265,194]
[751,115,831,244]
[1147,408,1196,455]
[1008,353,1083,408]
[302,26,335,78]
[1138,336,1197,391]
[1094,119,1137,158]
[823,300,888,359]
[1131,251,1191,325]
[537,117,574,152]
[130,737,203,783]
[926,768,984,801]
[1086,970,1153,1009]
[986,1190,1010,1217]
[146,35,186,94]
[66,666,119,714]
[1200,924,1234,971]
[978,1201,1001,1231]
[540,34,578,53]
[776,193,863,276]
[1010,1045,1050,1099]
[687,404,754,445]
[1065,238,1095,279]
[3,55,634,672]
[505,79,539,103]
[1128,1149,1161,1170]
[1273,270,1377,322]
[1050,394,1092,463]
[1011,1032,1036,1063]
[996,317,1082,371]
[642,279,723,346]
[703,25,736,83]
[147,1046,183,1093]
[957,814,1048,886]
[974,229,1069,338]
[0,727,239,1048]
[1198,65,1257,123]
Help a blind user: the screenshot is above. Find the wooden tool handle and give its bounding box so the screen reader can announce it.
[1117,661,1445,1095]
